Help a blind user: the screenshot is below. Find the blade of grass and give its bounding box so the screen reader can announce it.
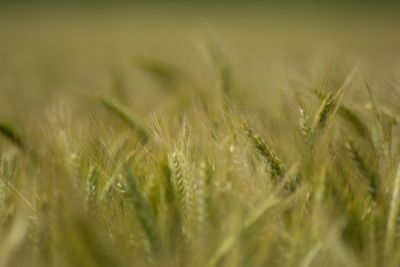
[134,58,182,92]
[0,122,25,150]
[99,97,150,144]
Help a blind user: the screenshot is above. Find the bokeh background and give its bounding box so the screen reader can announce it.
[1,0,400,125]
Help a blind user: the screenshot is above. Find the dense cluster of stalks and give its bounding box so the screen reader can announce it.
[1,45,400,267]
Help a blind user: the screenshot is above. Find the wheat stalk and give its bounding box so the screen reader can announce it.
[384,163,400,261]
[299,105,312,144]
[345,139,378,199]
[121,163,163,258]
[242,122,286,179]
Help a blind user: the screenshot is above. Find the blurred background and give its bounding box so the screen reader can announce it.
[0,0,400,124]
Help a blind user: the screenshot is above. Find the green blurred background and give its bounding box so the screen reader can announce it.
[0,0,399,125]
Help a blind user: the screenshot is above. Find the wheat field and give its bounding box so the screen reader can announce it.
[1,7,400,267]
